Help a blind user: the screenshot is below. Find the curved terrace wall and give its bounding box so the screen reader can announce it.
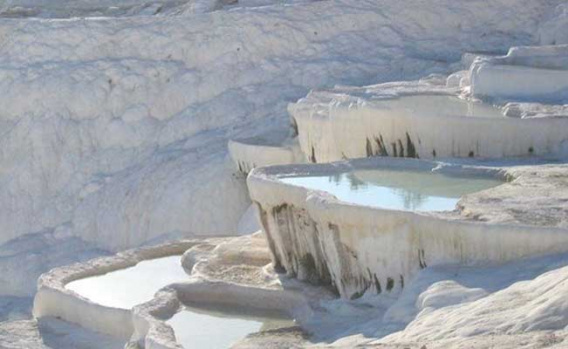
[247,158,568,299]
[131,279,311,349]
[32,240,201,339]
[289,92,568,163]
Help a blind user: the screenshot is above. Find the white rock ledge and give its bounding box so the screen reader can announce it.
[471,45,568,103]
[247,157,568,299]
[289,80,568,162]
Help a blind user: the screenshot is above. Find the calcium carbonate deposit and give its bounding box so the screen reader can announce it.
[1,0,568,348]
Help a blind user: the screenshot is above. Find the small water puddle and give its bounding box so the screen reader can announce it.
[280,169,501,211]
[168,304,294,349]
[66,255,188,309]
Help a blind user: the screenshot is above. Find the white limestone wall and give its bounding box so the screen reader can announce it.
[290,95,568,163]
[470,45,568,102]
[248,159,568,299]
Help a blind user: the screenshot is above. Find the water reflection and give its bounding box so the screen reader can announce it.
[281,169,501,212]
[66,255,188,309]
[168,305,294,349]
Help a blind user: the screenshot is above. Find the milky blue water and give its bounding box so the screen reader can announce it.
[168,305,294,349]
[373,95,504,118]
[280,169,501,211]
[66,255,188,309]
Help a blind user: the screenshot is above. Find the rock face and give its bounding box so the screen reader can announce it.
[248,158,568,299]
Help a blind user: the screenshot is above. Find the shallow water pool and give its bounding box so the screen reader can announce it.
[168,305,294,349]
[66,255,188,309]
[371,95,504,118]
[280,169,501,211]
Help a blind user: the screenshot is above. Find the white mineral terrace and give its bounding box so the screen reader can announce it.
[3,1,568,346]
[31,236,314,349]
[248,157,568,299]
[289,82,568,163]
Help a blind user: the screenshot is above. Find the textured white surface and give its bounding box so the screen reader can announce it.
[323,253,568,349]
[2,0,568,347]
[0,0,563,252]
[248,158,568,299]
[22,227,568,349]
